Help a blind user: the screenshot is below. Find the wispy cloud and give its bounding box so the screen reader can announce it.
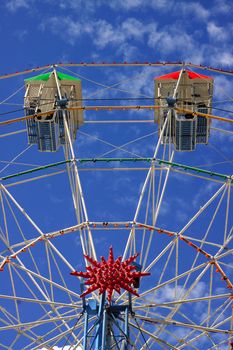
[214,76,233,98]
[57,0,95,12]
[155,281,207,303]
[207,22,230,42]
[211,51,233,66]
[40,16,155,55]
[38,2,233,66]
[178,1,210,20]
[14,29,28,41]
[192,181,219,209]
[108,0,174,10]
[148,25,197,55]
[212,0,233,14]
[6,0,33,12]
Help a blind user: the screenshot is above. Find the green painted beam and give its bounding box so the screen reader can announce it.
[78,157,151,163]
[0,157,232,183]
[1,160,71,181]
[157,159,232,182]
[76,158,232,182]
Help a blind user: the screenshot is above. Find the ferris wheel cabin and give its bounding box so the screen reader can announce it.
[154,69,214,151]
[24,71,83,152]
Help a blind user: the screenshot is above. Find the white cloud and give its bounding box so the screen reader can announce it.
[150,0,174,9]
[189,281,206,298]
[109,66,157,98]
[213,52,233,66]
[94,20,125,49]
[109,0,145,10]
[40,16,156,58]
[179,2,210,20]
[90,18,155,51]
[117,42,139,61]
[108,0,173,10]
[155,281,207,303]
[39,7,232,66]
[213,76,233,100]
[14,29,28,42]
[121,18,150,41]
[6,0,32,12]
[147,25,203,63]
[192,181,218,209]
[107,0,229,19]
[40,17,82,45]
[207,22,230,41]
[213,0,233,14]
[175,209,188,223]
[57,0,95,12]
[39,17,123,47]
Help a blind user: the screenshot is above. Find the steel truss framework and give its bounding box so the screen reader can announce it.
[0,63,232,349]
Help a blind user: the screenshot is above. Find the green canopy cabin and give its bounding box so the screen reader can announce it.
[24,70,83,152]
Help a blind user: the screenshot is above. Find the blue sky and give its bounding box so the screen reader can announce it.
[0,0,233,349]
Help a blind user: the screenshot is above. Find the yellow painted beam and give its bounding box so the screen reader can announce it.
[175,107,233,124]
[0,105,233,126]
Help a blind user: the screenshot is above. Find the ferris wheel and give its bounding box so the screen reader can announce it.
[0,62,233,350]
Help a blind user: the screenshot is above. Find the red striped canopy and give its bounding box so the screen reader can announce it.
[155,70,213,80]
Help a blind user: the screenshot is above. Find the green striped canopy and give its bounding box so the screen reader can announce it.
[25,71,80,82]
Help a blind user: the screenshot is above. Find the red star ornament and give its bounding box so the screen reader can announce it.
[70,246,150,303]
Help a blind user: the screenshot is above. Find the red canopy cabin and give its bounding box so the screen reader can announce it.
[154,69,213,151]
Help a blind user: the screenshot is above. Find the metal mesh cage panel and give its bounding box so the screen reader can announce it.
[174,114,197,151]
